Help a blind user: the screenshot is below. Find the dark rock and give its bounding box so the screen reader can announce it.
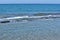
[0,21,10,23]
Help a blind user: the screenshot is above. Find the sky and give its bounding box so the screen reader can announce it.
[0,0,60,4]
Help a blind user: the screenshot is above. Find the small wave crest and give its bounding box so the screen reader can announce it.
[0,14,60,23]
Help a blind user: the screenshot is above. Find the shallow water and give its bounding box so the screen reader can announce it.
[0,18,60,40]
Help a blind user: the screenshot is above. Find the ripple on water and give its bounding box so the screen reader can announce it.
[0,18,60,40]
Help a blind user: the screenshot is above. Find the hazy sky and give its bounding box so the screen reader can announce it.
[0,0,60,4]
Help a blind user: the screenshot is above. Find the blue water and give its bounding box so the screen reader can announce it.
[0,19,60,40]
[0,4,60,15]
[0,4,60,40]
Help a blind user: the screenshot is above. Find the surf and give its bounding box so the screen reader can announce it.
[0,14,60,23]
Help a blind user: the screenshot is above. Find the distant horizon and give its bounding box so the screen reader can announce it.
[0,3,60,4]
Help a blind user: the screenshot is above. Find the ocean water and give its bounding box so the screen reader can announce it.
[0,4,60,40]
[0,4,60,15]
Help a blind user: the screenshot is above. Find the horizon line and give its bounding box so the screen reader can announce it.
[0,3,60,4]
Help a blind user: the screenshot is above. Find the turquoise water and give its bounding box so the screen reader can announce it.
[0,4,60,40]
[0,4,60,15]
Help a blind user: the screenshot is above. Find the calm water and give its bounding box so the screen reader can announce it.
[0,4,60,40]
[0,4,60,15]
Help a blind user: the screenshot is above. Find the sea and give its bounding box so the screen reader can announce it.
[0,4,60,40]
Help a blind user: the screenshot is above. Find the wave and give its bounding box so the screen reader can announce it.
[0,15,60,20]
[0,14,60,23]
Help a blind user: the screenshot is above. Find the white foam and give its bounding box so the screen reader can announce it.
[0,15,60,22]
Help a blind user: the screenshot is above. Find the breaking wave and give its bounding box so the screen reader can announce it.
[0,14,60,23]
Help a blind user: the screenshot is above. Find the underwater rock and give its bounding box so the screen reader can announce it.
[0,21,10,23]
